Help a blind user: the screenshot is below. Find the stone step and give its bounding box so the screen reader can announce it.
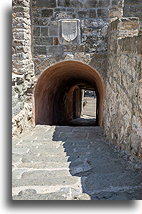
[13,141,110,152]
[15,128,104,142]
[12,175,79,187]
[27,147,66,155]
[16,161,70,169]
[91,189,141,200]
[22,169,71,179]
[15,140,64,146]
[82,171,141,194]
[21,153,69,163]
[13,140,108,152]
[63,148,120,161]
[12,153,22,164]
[19,131,55,141]
[68,158,125,172]
[12,147,30,154]
[12,188,90,200]
[69,161,126,176]
[12,190,67,200]
[27,145,101,154]
[12,125,141,200]
[63,142,109,151]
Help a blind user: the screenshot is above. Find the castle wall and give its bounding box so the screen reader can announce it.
[123,0,142,28]
[104,18,141,157]
[31,0,124,79]
[12,0,34,134]
[12,0,124,134]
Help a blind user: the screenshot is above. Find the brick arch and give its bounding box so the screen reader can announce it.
[33,60,105,126]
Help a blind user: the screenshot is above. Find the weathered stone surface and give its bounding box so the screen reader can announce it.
[124,0,142,26]
[63,45,85,53]
[88,9,97,18]
[98,0,110,7]
[17,161,70,169]
[73,193,91,200]
[41,27,48,36]
[48,23,58,36]
[34,37,53,46]
[58,0,98,8]
[78,10,88,18]
[32,18,50,26]
[34,46,47,56]
[104,18,141,159]
[13,189,67,200]
[13,175,79,187]
[46,46,63,57]
[12,126,141,200]
[97,9,108,18]
[12,0,29,7]
[12,153,22,164]
[12,0,34,135]
[41,9,53,17]
[35,0,56,8]
[21,153,69,163]
[109,6,123,18]
[33,27,40,36]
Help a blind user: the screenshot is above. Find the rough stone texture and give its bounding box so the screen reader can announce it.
[123,0,142,28]
[12,0,35,135]
[12,0,34,75]
[12,126,141,200]
[104,18,142,158]
[29,0,124,112]
[31,0,123,75]
[12,0,142,164]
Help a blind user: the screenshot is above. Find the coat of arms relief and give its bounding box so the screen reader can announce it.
[59,19,81,44]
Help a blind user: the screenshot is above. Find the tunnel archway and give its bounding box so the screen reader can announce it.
[33,61,105,126]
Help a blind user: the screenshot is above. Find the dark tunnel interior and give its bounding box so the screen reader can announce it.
[33,61,104,126]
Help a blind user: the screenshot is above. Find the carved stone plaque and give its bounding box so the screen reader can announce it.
[58,19,81,45]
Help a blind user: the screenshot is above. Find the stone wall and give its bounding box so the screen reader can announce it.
[123,0,142,28]
[12,0,35,134]
[12,0,124,135]
[104,17,142,158]
[31,0,124,77]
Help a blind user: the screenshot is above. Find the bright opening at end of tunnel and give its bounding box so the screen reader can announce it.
[69,89,97,126]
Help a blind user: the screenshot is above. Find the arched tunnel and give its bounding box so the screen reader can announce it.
[33,61,105,126]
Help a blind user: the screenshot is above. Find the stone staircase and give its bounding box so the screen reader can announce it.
[12,126,141,200]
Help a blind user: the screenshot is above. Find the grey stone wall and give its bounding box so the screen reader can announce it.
[124,0,142,28]
[104,18,142,158]
[31,0,124,76]
[12,0,35,134]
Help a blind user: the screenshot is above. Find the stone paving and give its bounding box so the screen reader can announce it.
[12,125,141,200]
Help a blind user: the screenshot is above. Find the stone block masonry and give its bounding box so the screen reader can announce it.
[31,0,124,74]
[12,0,35,135]
[12,0,34,75]
[124,0,142,28]
[104,17,142,158]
